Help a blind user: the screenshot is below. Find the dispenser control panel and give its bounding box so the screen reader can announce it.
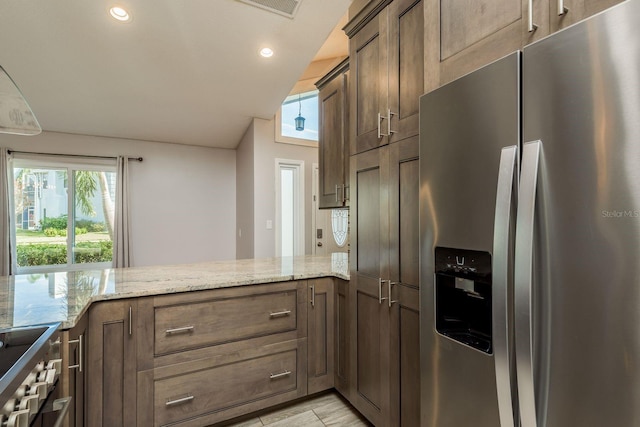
[435,247,492,354]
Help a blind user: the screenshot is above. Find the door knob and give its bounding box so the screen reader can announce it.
[317,242,323,247]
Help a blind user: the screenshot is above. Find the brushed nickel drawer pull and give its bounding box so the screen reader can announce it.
[165,395,194,407]
[269,310,291,318]
[68,334,83,373]
[165,326,195,335]
[269,370,292,379]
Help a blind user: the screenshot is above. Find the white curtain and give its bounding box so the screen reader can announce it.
[113,156,132,268]
[0,148,11,275]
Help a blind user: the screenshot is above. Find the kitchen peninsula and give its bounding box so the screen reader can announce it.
[0,254,349,427]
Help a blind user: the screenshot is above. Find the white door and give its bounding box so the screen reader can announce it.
[276,159,305,257]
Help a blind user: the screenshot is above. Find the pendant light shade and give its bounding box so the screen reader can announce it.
[295,94,305,131]
[0,65,41,135]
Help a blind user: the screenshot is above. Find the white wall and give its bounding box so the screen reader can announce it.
[1,131,236,266]
[235,123,255,259]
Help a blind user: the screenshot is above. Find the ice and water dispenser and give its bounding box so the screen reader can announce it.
[435,247,492,354]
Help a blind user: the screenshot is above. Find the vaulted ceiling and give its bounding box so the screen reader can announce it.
[0,0,351,149]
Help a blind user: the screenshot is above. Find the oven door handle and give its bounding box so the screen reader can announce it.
[50,396,72,427]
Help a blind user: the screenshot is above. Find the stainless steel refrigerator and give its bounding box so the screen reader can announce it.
[419,1,640,426]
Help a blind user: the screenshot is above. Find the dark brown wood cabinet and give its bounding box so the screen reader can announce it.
[87,299,138,427]
[527,0,624,44]
[334,278,351,396]
[345,1,422,425]
[307,278,335,394]
[349,147,391,426]
[349,137,420,427]
[425,0,523,90]
[137,281,308,426]
[60,311,87,427]
[81,279,351,426]
[317,59,350,209]
[348,9,388,154]
[388,137,420,427]
[424,0,625,91]
[350,147,390,426]
[346,0,424,155]
[386,0,423,144]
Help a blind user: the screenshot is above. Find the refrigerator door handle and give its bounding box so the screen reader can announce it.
[515,140,542,427]
[493,145,518,427]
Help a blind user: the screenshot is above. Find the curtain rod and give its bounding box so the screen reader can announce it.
[6,149,143,162]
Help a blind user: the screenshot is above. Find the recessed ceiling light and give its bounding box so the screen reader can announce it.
[260,47,274,58]
[110,6,130,22]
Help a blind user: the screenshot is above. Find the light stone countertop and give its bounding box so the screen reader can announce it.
[0,254,349,330]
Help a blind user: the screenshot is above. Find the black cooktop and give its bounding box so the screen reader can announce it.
[0,327,47,380]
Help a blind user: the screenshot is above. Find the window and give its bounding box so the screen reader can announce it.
[275,90,319,147]
[11,156,116,273]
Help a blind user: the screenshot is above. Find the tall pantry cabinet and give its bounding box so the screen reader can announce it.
[344,0,423,426]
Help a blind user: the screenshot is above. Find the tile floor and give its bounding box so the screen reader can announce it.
[220,391,373,427]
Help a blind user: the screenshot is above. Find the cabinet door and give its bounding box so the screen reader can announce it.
[388,0,423,143]
[334,278,351,397]
[425,0,523,90]
[549,0,623,32]
[350,10,389,154]
[87,300,137,427]
[60,313,87,427]
[388,137,421,427]
[308,278,335,394]
[319,69,348,209]
[350,148,391,426]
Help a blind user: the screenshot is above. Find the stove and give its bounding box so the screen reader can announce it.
[0,323,67,427]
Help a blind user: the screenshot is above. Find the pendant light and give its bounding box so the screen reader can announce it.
[295,93,305,131]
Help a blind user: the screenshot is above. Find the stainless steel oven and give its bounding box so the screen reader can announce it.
[0,323,71,427]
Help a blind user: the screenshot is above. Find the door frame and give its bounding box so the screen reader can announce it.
[275,158,305,257]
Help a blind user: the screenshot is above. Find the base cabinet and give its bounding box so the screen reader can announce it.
[60,311,87,427]
[86,300,138,427]
[138,339,307,426]
[80,279,348,426]
[308,278,335,394]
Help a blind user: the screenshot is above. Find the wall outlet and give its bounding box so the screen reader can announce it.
[266,220,273,230]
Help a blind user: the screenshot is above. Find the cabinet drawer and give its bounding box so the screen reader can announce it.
[154,290,298,355]
[154,347,299,426]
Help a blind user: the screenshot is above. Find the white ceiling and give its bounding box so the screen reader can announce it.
[0,0,351,149]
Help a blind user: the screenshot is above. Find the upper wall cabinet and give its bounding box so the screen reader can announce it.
[425,0,524,89]
[529,0,624,39]
[425,0,625,91]
[345,0,424,154]
[316,59,350,209]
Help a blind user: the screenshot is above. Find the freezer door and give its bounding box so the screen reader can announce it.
[521,1,640,426]
[419,52,520,427]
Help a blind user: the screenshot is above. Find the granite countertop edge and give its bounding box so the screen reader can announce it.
[1,255,350,330]
[59,271,349,329]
